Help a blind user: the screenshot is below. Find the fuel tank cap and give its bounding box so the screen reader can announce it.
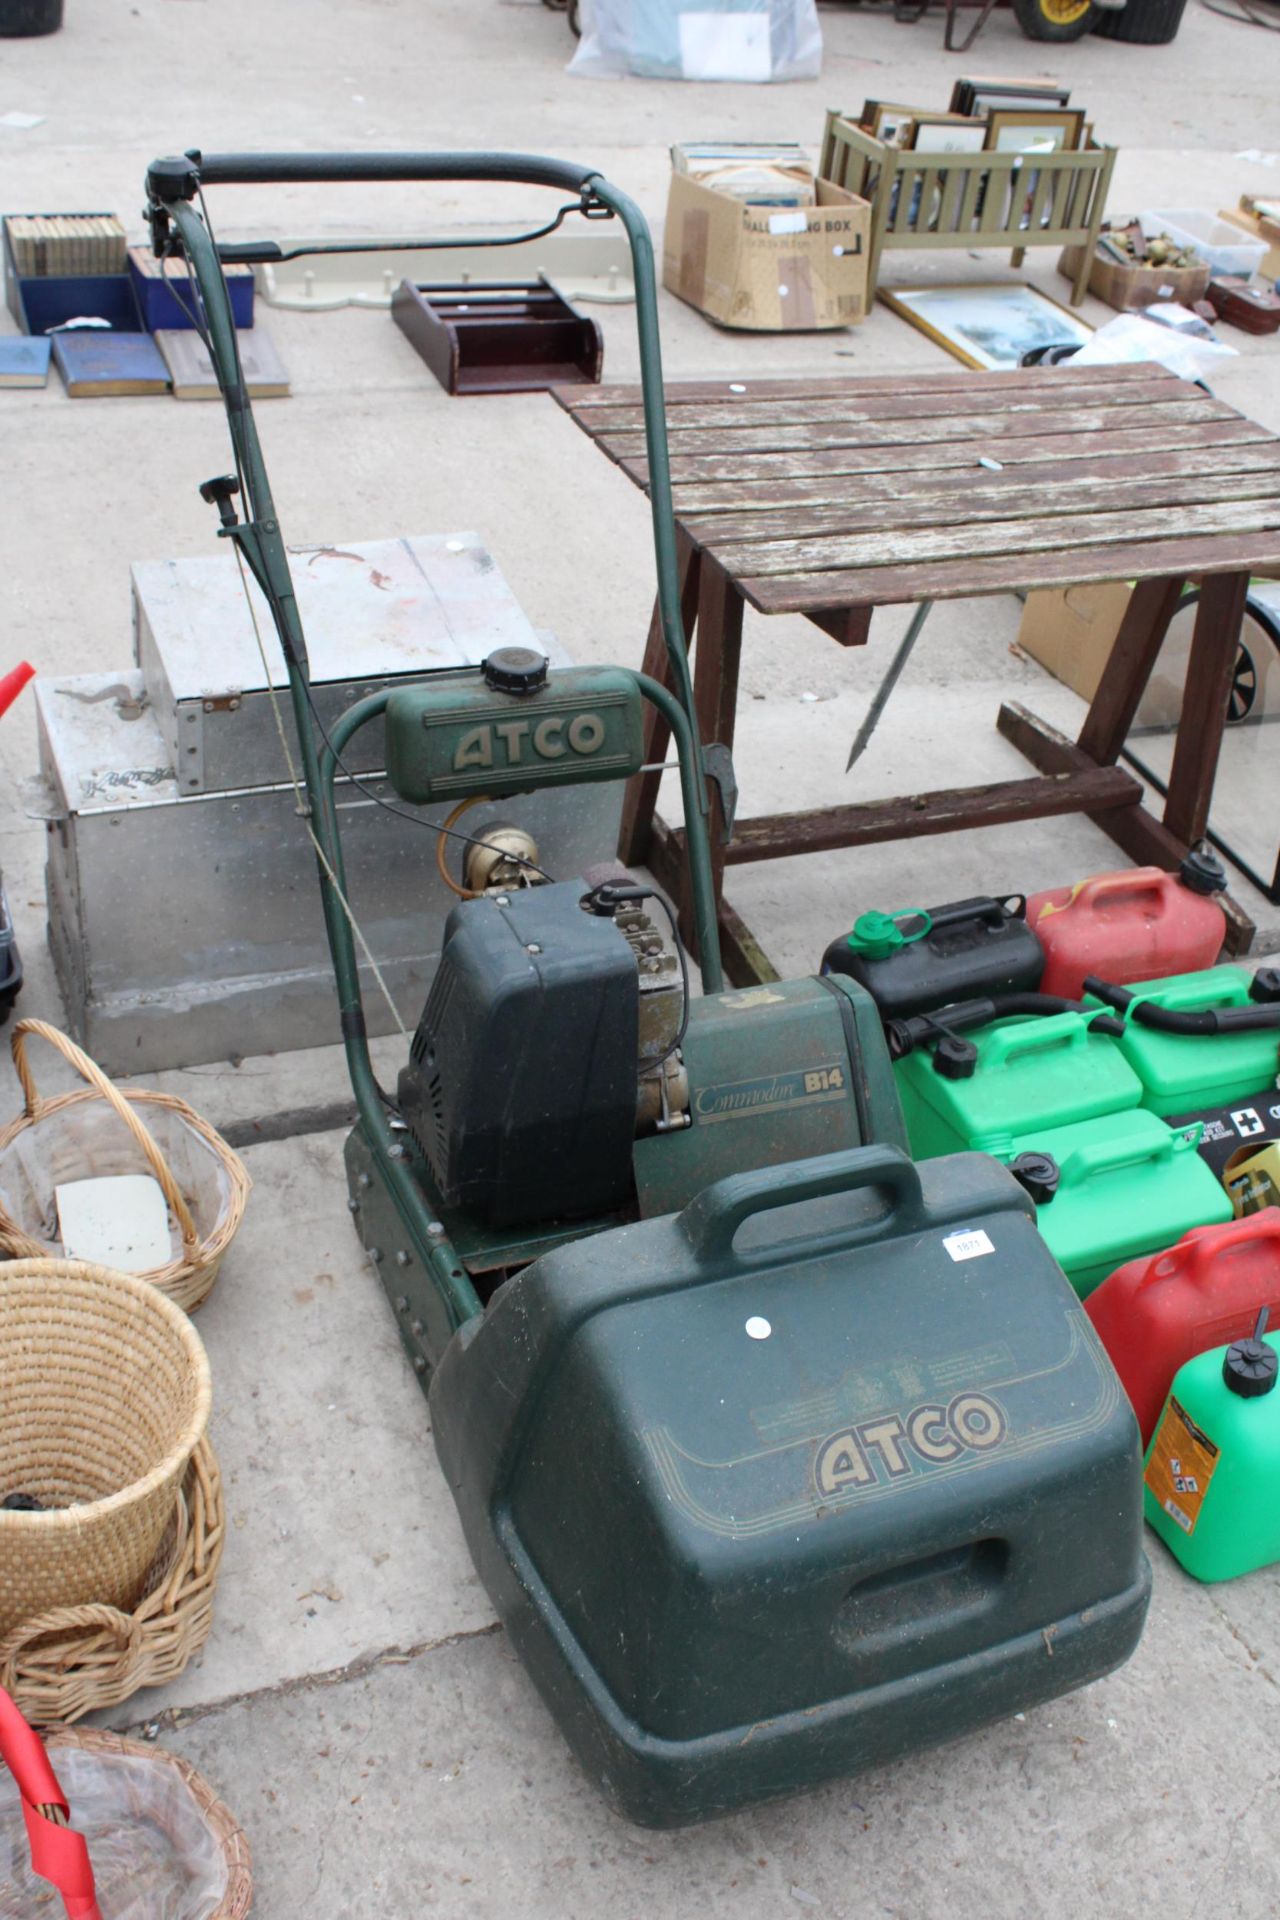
[482,647,548,695]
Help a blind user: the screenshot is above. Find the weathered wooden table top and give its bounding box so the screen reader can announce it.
[554,362,1280,613]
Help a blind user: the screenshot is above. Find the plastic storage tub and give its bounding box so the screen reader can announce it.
[1138,210,1267,279]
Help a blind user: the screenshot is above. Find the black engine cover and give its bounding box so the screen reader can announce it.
[398,881,639,1230]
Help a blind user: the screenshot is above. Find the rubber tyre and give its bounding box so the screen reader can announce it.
[1013,0,1098,38]
[1092,0,1186,39]
[0,0,62,32]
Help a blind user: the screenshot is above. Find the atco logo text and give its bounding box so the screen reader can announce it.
[452,711,606,772]
[814,1392,1007,1496]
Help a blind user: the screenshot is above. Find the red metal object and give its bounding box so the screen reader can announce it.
[0,662,34,719]
[0,1685,101,1920]
[1027,867,1225,1000]
[1087,1212,1280,1442]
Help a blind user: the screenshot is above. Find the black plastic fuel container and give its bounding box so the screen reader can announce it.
[822,896,1044,1021]
[430,1142,1151,1826]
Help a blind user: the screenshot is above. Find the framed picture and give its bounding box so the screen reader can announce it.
[963,83,1072,116]
[985,108,1086,154]
[863,101,919,148]
[950,76,1070,112]
[908,116,989,155]
[878,281,1094,370]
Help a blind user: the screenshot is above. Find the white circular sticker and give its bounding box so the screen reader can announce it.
[778,284,789,298]
[729,381,747,393]
[833,245,845,257]
[745,1316,772,1341]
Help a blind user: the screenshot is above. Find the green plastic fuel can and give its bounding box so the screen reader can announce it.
[1099,967,1280,1118]
[996,1108,1234,1299]
[895,1011,1143,1160]
[1144,1320,1280,1582]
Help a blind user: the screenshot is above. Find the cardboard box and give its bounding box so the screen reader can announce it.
[1015,582,1130,702]
[663,171,869,331]
[1225,1140,1280,1218]
[1169,1088,1280,1180]
[1058,241,1210,314]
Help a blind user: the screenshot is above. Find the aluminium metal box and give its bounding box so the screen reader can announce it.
[132,532,544,796]
[42,533,623,1074]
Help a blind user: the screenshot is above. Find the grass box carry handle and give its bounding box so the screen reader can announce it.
[681,1144,927,1269]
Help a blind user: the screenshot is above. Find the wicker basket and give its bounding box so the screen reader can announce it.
[0,1019,251,1313]
[0,1437,224,1725]
[40,1726,252,1917]
[0,1259,212,1641]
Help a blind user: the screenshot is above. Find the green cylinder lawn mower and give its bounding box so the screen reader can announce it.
[146,150,1148,1826]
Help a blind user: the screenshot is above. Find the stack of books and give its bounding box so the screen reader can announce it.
[672,141,815,208]
[2,206,290,402]
[5,214,128,278]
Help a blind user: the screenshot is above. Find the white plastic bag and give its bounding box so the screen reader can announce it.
[1069,309,1237,381]
[568,0,822,81]
[0,1748,228,1920]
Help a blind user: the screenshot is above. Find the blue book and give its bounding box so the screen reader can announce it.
[51,329,169,397]
[0,335,51,388]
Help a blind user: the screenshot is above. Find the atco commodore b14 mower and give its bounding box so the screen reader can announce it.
[146,149,1150,1827]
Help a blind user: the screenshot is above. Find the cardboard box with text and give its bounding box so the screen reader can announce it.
[663,171,869,331]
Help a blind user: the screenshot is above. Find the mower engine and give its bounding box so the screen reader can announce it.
[397,877,686,1229]
[398,870,906,1233]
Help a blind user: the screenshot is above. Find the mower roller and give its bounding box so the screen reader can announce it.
[146,150,1149,1826]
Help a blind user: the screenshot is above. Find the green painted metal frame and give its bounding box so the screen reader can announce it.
[143,151,724,1343]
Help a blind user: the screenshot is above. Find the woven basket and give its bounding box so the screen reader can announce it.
[0,1019,251,1314]
[40,1726,253,1917]
[0,1259,212,1642]
[0,1438,224,1725]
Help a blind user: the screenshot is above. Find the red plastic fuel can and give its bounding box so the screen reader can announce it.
[1027,850,1226,1001]
[1086,1212,1280,1443]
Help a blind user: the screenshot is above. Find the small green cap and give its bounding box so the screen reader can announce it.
[846,909,931,960]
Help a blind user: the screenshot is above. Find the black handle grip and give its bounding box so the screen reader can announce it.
[157,151,601,196]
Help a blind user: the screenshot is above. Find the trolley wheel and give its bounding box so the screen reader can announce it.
[1093,0,1187,40]
[1013,0,1098,38]
[1168,590,1275,726]
[0,0,62,33]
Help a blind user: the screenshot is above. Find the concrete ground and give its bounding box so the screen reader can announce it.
[3,0,1280,1913]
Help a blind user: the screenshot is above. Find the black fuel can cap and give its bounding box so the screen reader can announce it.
[1179,842,1227,896]
[482,647,549,695]
[1223,1337,1279,1398]
[1008,1151,1060,1207]
[932,1034,978,1080]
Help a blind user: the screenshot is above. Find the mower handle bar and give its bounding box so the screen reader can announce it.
[154,150,603,195]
